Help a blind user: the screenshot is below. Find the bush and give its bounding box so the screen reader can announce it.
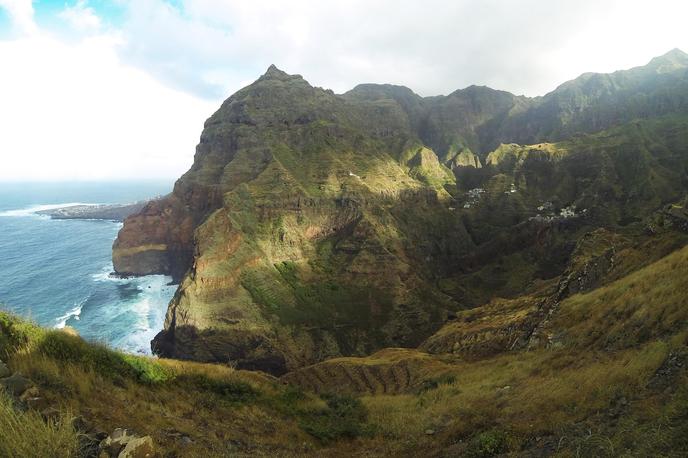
[466,429,508,457]
[416,373,457,393]
[300,394,371,442]
[177,373,258,404]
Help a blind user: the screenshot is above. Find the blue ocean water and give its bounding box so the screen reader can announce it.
[0,181,176,354]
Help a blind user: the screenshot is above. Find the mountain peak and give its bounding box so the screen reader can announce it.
[261,64,290,80]
[662,48,688,58]
[647,48,688,71]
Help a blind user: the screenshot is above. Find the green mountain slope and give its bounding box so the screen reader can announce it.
[113,50,688,375]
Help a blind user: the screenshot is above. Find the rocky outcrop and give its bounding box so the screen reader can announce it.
[419,296,544,357]
[112,196,196,281]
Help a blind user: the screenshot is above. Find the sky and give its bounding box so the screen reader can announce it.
[0,0,687,182]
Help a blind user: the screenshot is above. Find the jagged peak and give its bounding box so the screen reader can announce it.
[259,64,299,82]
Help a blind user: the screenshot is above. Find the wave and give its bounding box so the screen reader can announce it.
[111,275,176,355]
[91,264,128,283]
[89,265,176,354]
[54,296,89,329]
[0,202,97,218]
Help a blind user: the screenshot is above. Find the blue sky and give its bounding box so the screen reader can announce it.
[0,0,687,181]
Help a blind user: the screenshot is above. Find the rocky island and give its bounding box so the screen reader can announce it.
[37,201,154,222]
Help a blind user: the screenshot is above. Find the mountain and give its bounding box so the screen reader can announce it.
[113,50,688,376]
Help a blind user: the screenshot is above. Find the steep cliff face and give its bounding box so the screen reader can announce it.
[126,66,469,374]
[115,51,688,374]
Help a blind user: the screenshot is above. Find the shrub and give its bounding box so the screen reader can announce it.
[416,373,457,393]
[466,429,508,457]
[177,373,258,403]
[300,394,371,442]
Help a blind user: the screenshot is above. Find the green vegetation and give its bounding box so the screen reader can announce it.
[299,394,371,442]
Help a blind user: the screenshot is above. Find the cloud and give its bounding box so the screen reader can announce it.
[58,0,101,32]
[112,0,688,99]
[0,2,216,181]
[0,0,36,34]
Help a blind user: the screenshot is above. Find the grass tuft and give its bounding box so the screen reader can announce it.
[0,391,79,458]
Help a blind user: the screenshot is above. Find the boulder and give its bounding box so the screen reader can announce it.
[118,436,156,458]
[100,429,157,458]
[0,373,33,397]
[100,429,134,457]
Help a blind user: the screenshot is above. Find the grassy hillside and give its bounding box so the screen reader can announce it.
[3,242,688,456]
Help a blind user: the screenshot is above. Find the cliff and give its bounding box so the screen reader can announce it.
[113,50,688,374]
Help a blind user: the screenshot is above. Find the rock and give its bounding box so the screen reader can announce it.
[180,436,193,446]
[19,385,40,400]
[118,436,156,458]
[0,373,33,397]
[100,430,157,458]
[100,429,134,457]
[0,360,10,378]
[425,429,436,435]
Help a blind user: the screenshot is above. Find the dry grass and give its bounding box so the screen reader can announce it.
[0,244,687,456]
[0,391,78,458]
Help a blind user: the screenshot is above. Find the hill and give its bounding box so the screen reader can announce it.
[3,239,688,456]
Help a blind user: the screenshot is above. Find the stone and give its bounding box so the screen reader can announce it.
[425,429,436,435]
[19,385,40,400]
[0,373,33,397]
[100,429,134,457]
[118,436,156,458]
[0,359,10,378]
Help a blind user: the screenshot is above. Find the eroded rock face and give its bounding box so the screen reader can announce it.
[112,196,195,281]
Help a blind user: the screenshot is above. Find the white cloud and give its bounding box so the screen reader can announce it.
[0,4,217,182]
[114,0,688,99]
[58,0,101,32]
[0,0,36,35]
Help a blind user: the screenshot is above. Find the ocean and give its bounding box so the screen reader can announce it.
[0,181,176,355]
